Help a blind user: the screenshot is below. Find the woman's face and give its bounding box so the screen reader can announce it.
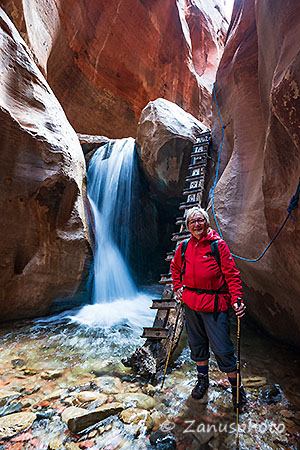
[188,213,208,240]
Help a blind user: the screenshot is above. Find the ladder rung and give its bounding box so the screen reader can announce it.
[188,163,206,170]
[190,150,207,157]
[179,201,199,210]
[175,217,186,225]
[185,175,205,182]
[141,327,170,339]
[183,187,202,195]
[151,300,177,310]
[195,136,211,144]
[159,276,173,284]
[171,232,190,241]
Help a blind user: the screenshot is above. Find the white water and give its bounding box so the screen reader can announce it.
[73,293,155,329]
[73,138,156,328]
[88,137,137,303]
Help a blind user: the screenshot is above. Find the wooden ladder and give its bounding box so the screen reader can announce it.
[141,130,211,341]
[125,130,211,379]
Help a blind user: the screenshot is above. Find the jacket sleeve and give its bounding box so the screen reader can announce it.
[218,240,244,307]
[170,243,183,291]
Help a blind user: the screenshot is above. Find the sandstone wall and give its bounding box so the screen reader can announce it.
[211,0,300,345]
[0,8,89,321]
[1,0,227,137]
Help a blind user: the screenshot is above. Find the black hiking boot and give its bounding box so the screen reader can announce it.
[232,385,247,413]
[191,374,209,399]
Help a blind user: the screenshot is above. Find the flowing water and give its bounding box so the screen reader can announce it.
[0,308,299,450]
[87,137,138,304]
[74,138,143,328]
[0,139,299,449]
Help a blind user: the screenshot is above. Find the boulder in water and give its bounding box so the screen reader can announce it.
[0,412,36,439]
[114,393,155,410]
[67,402,124,433]
[0,391,20,407]
[119,407,154,431]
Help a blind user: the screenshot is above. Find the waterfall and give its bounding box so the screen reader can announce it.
[87,137,137,303]
[72,137,157,329]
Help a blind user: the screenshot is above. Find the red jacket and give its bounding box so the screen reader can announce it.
[170,229,243,312]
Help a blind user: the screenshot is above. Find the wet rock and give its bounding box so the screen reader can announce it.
[21,398,34,408]
[11,430,33,442]
[150,411,169,432]
[243,377,267,389]
[65,443,81,450]
[43,389,65,401]
[120,408,154,431]
[0,391,20,406]
[128,386,140,393]
[260,385,282,404]
[23,368,39,376]
[78,134,110,156]
[0,401,22,417]
[76,391,107,404]
[63,397,76,406]
[36,408,56,420]
[114,393,155,410]
[67,402,124,433]
[48,436,64,450]
[41,370,64,380]
[11,359,25,369]
[24,386,41,396]
[88,430,98,438]
[78,439,95,449]
[93,377,123,394]
[149,430,176,449]
[0,411,36,439]
[280,409,293,418]
[61,407,87,424]
[141,384,156,396]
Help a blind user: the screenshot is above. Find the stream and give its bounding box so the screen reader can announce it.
[0,289,299,450]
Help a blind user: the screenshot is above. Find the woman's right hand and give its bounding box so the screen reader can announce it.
[175,287,184,302]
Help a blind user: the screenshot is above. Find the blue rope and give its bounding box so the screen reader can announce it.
[212,82,299,262]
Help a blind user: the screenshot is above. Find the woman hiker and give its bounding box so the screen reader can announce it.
[170,207,247,411]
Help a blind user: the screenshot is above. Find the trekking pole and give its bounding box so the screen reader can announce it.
[161,301,183,390]
[236,298,242,448]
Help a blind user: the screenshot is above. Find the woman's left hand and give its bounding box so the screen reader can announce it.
[233,302,246,318]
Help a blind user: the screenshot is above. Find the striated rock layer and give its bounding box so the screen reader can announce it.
[0,8,89,321]
[1,0,227,137]
[211,0,300,345]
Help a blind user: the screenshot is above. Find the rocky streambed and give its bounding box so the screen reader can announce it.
[0,299,299,450]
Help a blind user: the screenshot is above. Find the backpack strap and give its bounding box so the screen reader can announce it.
[210,240,221,269]
[210,240,226,321]
[180,238,190,282]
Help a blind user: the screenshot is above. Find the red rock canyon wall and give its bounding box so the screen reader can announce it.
[0,8,89,321]
[212,0,300,345]
[1,0,227,137]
